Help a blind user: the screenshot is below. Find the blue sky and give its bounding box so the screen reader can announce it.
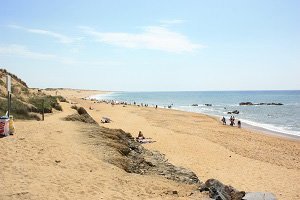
[0,0,299,91]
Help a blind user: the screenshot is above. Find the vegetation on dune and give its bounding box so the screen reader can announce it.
[0,68,65,120]
[65,106,96,124]
[0,97,41,120]
[29,95,63,113]
[0,79,5,86]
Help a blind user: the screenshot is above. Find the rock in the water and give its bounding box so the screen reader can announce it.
[239,102,253,106]
[239,102,283,106]
[243,192,277,200]
[228,110,239,114]
[205,104,212,106]
[192,104,198,106]
[199,179,245,200]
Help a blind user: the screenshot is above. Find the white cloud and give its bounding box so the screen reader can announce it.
[0,44,120,67]
[0,44,56,60]
[159,19,185,25]
[8,25,74,44]
[80,25,204,53]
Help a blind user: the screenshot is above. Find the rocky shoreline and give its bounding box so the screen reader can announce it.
[239,102,283,106]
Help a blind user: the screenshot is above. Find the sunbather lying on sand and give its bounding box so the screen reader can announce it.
[135,131,156,143]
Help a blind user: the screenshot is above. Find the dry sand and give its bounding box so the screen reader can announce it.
[1,89,299,200]
[0,90,206,200]
[80,95,300,200]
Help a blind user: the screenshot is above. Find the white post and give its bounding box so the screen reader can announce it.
[6,75,11,117]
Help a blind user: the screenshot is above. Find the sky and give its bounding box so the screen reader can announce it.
[0,0,299,91]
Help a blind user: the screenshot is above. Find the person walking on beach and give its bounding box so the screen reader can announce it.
[230,116,235,126]
[221,116,226,125]
[238,120,241,128]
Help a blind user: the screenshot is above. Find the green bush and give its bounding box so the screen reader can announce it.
[71,105,78,110]
[21,86,30,95]
[0,97,38,120]
[77,107,88,115]
[55,95,67,102]
[0,79,5,86]
[29,95,63,113]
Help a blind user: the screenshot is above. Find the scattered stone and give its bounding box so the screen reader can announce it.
[55,160,61,163]
[191,104,198,106]
[172,191,178,195]
[205,104,212,106]
[90,126,200,185]
[199,179,245,200]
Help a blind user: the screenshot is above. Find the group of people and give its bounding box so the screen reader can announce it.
[221,116,241,128]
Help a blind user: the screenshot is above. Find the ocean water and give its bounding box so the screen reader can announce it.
[90,91,300,138]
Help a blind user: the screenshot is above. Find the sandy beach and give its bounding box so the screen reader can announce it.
[1,89,299,200]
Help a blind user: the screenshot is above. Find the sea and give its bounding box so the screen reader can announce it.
[90,91,300,138]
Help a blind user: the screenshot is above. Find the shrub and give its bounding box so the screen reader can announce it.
[71,105,78,110]
[77,107,88,115]
[65,113,96,124]
[29,95,63,113]
[55,95,67,102]
[0,79,5,86]
[0,97,39,120]
[21,87,30,95]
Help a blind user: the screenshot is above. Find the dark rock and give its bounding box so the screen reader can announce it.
[239,102,283,106]
[228,110,239,114]
[191,104,198,106]
[172,191,178,195]
[232,110,239,114]
[205,104,212,106]
[243,192,277,200]
[239,102,253,106]
[77,107,88,115]
[199,179,245,200]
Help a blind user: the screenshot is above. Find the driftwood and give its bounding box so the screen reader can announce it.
[199,179,245,200]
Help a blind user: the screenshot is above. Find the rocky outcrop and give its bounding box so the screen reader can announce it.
[199,179,245,200]
[239,102,283,106]
[227,110,239,114]
[108,128,200,184]
[81,121,200,185]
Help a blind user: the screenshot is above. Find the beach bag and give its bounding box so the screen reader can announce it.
[0,117,9,136]
[9,116,15,134]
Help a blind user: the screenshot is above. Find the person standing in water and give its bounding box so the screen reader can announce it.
[238,120,241,128]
